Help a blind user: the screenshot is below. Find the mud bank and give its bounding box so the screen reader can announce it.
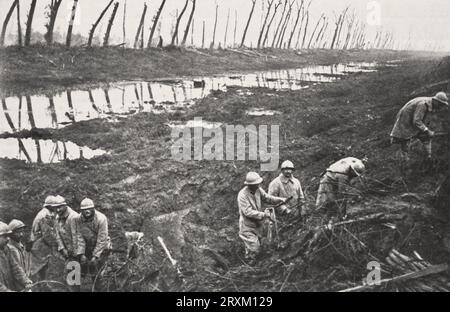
[0,46,443,97]
[1,52,450,291]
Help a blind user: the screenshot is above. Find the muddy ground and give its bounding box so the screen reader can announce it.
[1,48,450,291]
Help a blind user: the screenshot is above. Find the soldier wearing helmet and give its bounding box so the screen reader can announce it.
[268,160,306,217]
[237,172,288,263]
[390,91,449,161]
[75,198,111,290]
[7,219,29,284]
[316,157,366,221]
[29,195,61,284]
[53,196,79,261]
[0,221,32,292]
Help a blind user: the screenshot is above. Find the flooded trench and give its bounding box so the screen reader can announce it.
[0,61,398,163]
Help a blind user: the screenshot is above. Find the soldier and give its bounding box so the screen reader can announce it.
[268,160,306,217]
[237,172,288,263]
[315,157,366,221]
[29,196,60,283]
[76,198,112,290]
[54,197,79,261]
[390,92,449,161]
[7,220,29,282]
[0,221,32,292]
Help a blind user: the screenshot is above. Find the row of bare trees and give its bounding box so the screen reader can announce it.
[1,0,396,50]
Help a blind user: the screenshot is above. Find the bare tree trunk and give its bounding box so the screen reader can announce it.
[147,0,167,49]
[287,1,303,49]
[300,11,309,48]
[44,0,63,45]
[257,0,274,49]
[88,0,114,47]
[24,0,36,46]
[26,96,36,129]
[314,17,327,48]
[191,18,194,46]
[210,4,219,49]
[224,8,230,48]
[2,0,19,46]
[16,0,22,46]
[123,0,127,47]
[172,0,190,46]
[233,10,237,47]
[271,0,287,47]
[202,20,205,48]
[276,0,295,48]
[240,0,257,48]
[262,1,281,48]
[330,7,349,49]
[307,14,324,49]
[66,0,79,47]
[134,4,147,49]
[103,2,119,47]
[182,0,196,46]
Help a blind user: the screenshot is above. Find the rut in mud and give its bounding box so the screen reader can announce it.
[1,51,450,291]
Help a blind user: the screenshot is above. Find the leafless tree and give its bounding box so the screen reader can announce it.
[202,20,205,48]
[148,0,167,48]
[240,0,257,48]
[181,0,196,46]
[300,11,309,48]
[1,0,18,46]
[307,14,324,49]
[224,8,230,48]
[257,0,275,49]
[122,0,127,46]
[172,0,190,46]
[276,0,295,48]
[210,4,219,48]
[287,0,304,49]
[271,0,287,47]
[330,6,349,49]
[233,10,237,47]
[16,0,22,46]
[134,4,147,48]
[44,0,63,45]
[262,0,282,47]
[88,0,114,47]
[103,2,119,47]
[24,0,37,46]
[66,0,79,47]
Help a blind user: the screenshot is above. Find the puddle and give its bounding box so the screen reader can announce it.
[0,138,106,163]
[246,108,282,116]
[0,62,385,136]
[167,120,223,129]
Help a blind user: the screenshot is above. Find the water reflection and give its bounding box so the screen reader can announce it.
[0,138,106,163]
[0,62,380,134]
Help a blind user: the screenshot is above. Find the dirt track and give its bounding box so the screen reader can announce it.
[1,48,450,291]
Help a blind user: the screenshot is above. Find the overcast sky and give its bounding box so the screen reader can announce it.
[1,0,449,51]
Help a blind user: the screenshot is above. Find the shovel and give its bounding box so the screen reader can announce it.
[157,236,183,278]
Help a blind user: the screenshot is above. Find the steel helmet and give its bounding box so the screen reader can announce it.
[433,92,449,106]
[80,198,95,210]
[0,221,12,236]
[8,219,26,232]
[350,161,366,177]
[43,195,56,208]
[53,195,67,207]
[244,172,263,185]
[281,160,295,170]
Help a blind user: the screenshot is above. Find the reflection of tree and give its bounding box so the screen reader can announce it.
[35,139,42,164]
[26,96,37,129]
[103,89,112,112]
[140,83,144,109]
[18,96,22,130]
[48,95,58,128]
[147,83,154,101]
[88,90,100,114]
[171,86,178,103]
[1,98,16,132]
[17,139,32,163]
